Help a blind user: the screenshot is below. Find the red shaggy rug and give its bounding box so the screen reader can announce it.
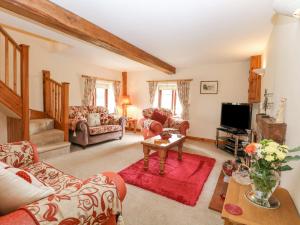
[118,150,216,206]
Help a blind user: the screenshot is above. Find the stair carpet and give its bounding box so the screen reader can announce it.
[30,118,70,159]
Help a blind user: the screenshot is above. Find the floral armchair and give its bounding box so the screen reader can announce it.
[139,108,190,139]
[69,106,126,148]
[0,141,126,225]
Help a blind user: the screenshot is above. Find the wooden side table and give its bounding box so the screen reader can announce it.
[222,179,300,225]
[126,118,138,133]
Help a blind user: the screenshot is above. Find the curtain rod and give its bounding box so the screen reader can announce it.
[82,75,121,82]
[146,79,193,83]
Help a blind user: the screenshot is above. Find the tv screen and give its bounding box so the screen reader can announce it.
[221,103,252,130]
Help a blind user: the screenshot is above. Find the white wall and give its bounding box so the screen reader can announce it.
[0,29,121,144]
[263,15,300,212]
[127,62,249,139]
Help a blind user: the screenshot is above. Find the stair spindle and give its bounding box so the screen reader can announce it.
[13,46,17,92]
[5,36,9,85]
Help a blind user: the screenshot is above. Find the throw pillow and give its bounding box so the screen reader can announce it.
[87,113,101,127]
[0,168,55,214]
[0,161,45,187]
[151,110,168,125]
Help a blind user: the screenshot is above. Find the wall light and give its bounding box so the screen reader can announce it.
[253,68,266,76]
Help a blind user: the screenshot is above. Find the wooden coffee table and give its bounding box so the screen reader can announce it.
[141,134,186,175]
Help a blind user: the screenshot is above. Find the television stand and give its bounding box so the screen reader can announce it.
[216,127,252,158]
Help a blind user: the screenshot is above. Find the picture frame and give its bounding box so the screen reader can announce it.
[200,81,218,94]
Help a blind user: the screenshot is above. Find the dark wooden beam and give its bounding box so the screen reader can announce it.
[122,72,127,96]
[0,0,176,74]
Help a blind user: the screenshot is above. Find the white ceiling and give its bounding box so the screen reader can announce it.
[1,0,275,72]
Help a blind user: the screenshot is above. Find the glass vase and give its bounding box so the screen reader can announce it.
[249,169,280,208]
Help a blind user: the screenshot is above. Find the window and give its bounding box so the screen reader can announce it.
[95,81,115,113]
[153,83,182,117]
[96,87,108,108]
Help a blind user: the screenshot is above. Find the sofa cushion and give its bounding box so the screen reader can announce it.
[151,109,168,125]
[69,106,109,131]
[0,141,38,169]
[0,167,55,215]
[87,113,101,127]
[89,125,122,135]
[0,161,48,188]
[23,162,82,193]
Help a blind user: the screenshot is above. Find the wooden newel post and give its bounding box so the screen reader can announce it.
[43,70,51,116]
[61,82,69,142]
[20,44,29,141]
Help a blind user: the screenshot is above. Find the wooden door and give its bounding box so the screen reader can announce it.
[248,55,262,103]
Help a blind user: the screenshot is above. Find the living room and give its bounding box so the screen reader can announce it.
[0,1,300,225]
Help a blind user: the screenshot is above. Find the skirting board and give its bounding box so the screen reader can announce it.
[186,136,215,143]
[125,128,215,143]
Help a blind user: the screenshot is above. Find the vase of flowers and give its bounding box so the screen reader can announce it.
[245,139,300,208]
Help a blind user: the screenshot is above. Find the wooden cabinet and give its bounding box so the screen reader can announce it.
[256,114,287,144]
[248,55,262,103]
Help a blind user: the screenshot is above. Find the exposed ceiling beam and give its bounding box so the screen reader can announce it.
[0,0,176,74]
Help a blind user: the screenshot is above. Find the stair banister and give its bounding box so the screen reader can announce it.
[61,82,69,141]
[42,70,69,142]
[20,44,30,141]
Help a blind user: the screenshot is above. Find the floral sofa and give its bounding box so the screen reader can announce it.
[69,106,126,148]
[0,141,126,225]
[139,108,190,139]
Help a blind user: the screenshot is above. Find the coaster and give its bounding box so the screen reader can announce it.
[224,203,243,215]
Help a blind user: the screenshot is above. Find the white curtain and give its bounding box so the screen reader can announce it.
[148,81,158,106]
[82,77,96,106]
[177,80,191,120]
[113,81,121,113]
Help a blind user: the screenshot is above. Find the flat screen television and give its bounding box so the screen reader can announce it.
[220,103,252,131]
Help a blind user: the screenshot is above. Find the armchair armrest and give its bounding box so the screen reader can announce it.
[168,117,190,135]
[107,115,126,128]
[139,118,163,139]
[0,141,39,168]
[23,173,124,225]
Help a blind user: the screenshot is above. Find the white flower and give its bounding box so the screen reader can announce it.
[256,148,263,158]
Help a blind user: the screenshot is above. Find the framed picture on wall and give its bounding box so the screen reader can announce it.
[200,81,218,94]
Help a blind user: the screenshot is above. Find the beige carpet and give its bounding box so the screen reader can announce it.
[46,133,233,225]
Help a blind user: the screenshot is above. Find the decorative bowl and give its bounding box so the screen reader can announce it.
[160,132,171,140]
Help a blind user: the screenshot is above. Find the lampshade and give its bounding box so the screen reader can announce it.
[121,95,132,105]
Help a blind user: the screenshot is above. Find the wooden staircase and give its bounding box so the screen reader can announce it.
[0,25,29,140]
[0,25,70,152]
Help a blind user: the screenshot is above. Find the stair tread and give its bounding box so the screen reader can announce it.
[30,118,55,135]
[30,129,64,146]
[38,141,71,153]
[30,128,64,136]
[30,118,53,122]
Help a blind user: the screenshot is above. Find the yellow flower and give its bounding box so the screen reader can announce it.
[265,154,275,162]
[264,146,277,154]
[268,142,279,148]
[277,151,286,161]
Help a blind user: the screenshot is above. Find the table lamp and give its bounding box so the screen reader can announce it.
[121,95,131,117]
